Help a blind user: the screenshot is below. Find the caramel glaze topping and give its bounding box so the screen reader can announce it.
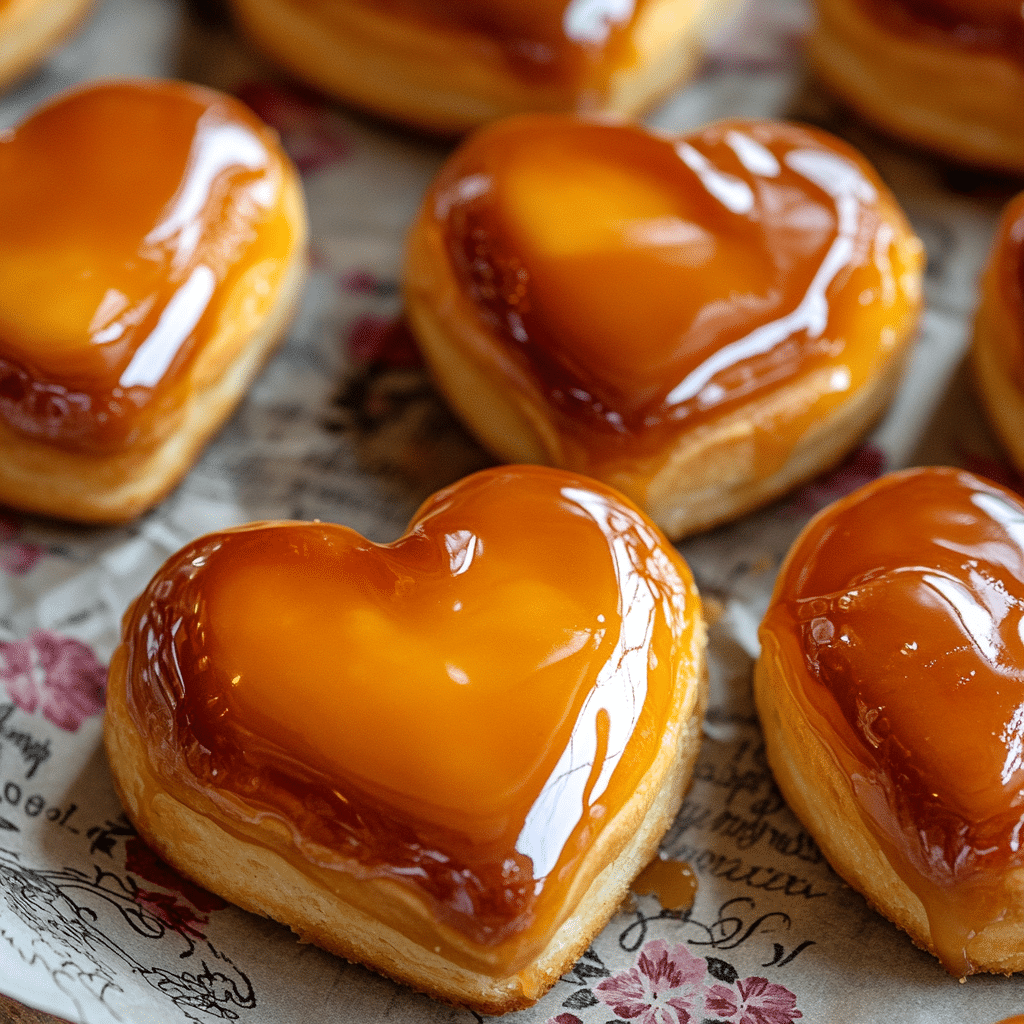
[425,115,921,502]
[856,0,1024,63]
[0,79,298,455]
[308,0,647,95]
[116,465,702,975]
[760,466,1024,975]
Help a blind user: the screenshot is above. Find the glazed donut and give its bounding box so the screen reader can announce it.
[0,0,93,91]
[972,191,1024,474]
[808,0,1024,174]
[0,79,307,523]
[104,465,708,1014]
[756,466,1024,977]
[225,0,736,134]
[404,115,924,541]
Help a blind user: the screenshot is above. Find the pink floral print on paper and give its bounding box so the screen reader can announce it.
[705,976,803,1024]
[0,629,106,731]
[581,940,802,1024]
[0,515,43,575]
[786,443,885,516]
[596,940,708,1024]
[125,836,228,940]
[235,81,352,174]
[346,313,423,369]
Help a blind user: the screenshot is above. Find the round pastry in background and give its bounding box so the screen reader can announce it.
[0,0,93,91]
[104,464,708,1014]
[756,465,1024,977]
[224,0,737,135]
[972,191,1024,474]
[404,114,925,541]
[808,0,1024,174]
[0,78,308,523]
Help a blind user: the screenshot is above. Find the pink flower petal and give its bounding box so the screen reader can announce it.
[733,976,803,1024]
[705,982,740,1017]
[596,940,706,1023]
[0,632,106,731]
[0,542,43,575]
[0,638,38,712]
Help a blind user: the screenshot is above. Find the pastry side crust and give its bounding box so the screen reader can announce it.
[809,0,1024,174]
[226,0,734,134]
[970,238,1024,475]
[104,616,707,1014]
[755,631,1024,976]
[0,166,308,524]
[0,0,93,91]
[403,192,922,541]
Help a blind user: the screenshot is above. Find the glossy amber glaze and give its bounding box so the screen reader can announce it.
[423,115,921,495]
[0,79,297,454]
[302,0,646,91]
[856,0,1024,61]
[760,466,1024,975]
[631,854,698,910]
[117,465,702,972]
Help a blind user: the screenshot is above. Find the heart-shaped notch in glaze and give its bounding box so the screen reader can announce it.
[757,466,1024,977]
[405,114,923,538]
[106,465,706,996]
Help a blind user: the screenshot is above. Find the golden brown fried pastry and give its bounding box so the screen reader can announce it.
[226,0,735,134]
[757,466,1024,977]
[0,78,307,522]
[404,115,924,540]
[0,0,93,91]
[809,0,1024,173]
[104,465,707,1013]
[972,191,1024,473]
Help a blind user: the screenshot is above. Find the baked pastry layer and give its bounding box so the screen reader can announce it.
[226,0,734,134]
[0,0,93,91]
[404,115,924,540]
[809,0,1024,173]
[104,467,708,1012]
[971,191,1024,473]
[0,79,308,522]
[756,466,1024,976]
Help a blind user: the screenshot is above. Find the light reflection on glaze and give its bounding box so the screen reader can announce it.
[0,80,293,453]
[563,0,636,43]
[118,465,701,970]
[516,483,665,878]
[428,115,921,484]
[760,466,1024,974]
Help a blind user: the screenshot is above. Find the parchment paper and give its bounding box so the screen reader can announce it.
[1,1,1022,1021]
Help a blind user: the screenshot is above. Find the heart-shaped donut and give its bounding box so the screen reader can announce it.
[104,464,707,1013]
[756,466,1024,977]
[404,115,924,539]
[0,79,307,522]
